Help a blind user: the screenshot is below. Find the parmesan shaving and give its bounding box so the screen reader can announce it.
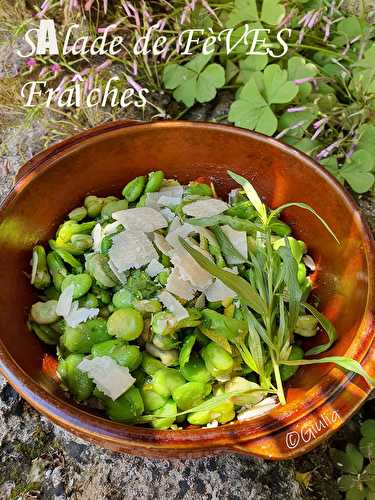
[153,233,173,256]
[166,267,195,300]
[78,356,135,401]
[56,284,74,318]
[92,223,103,253]
[65,301,99,327]
[158,291,189,321]
[112,208,168,233]
[109,230,158,271]
[146,259,165,278]
[237,397,279,421]
[170,248,213,291]
[183,199,228,218]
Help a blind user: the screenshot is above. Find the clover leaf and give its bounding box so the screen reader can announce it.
[340,150,375,194]
[163,54,225,107]
[360,419,375,459]
[358,125,375,157]
[227,0,285,27]
[278,108,318,138]
[333,16,365,48]
[229,64,298,135]
[351,44,375,96]
[237,54,268,84]
[287,56,318,99]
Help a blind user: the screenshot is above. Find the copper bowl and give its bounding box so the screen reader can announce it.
[0,120,374,460]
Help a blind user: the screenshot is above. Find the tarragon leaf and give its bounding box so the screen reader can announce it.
[302,302,337,355]
[179,333,196,368]
[179,238,267,315]
[268,202,339,244]
[282,357,375,387]
[228,170,267,222]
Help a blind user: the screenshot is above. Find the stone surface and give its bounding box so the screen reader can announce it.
[0,108,374,500]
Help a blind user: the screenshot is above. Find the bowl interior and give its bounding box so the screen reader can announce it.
[0,121,372,434]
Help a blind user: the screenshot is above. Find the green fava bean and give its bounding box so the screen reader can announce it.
[280,345,304,381]
[57,220,96,242]
[133,368,147,387]
[180,355,211,383]
[151,399,177,429]
[68,206,87,222]
[188,400,235,425]
[31,245,51,290]
[141,352,164,376]
[172,381,211,411]
[91,340,142,371]
[201,342,234,379]
[30,300,59,324]
[144,170,165,193]
[152,334,178,351]
[86,253,118,288]
[151,311,177,336]
[79,293,99,308]
[122,176,146,202]
[100,235,113,255]
[84,195,104,218]
[44,286,60,301]
[70,234,93,251]
[61,273,92,299]
[29,321,60,345]
[101,199,129,219]
[141,383,168,411]
[295,315,318,337]
[62,318,110,353]
[104,386,144,423]
[112,288,135,308]
[57,354,94,401]
[107,308,143,341]
[152,368,185,398]
[185,181,212,197]
[47,251,68,291]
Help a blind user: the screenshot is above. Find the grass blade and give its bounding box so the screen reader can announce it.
[227,170,267,223]
[281,356,375,387]
[269,202,340,244]
[180,238,267,315]
[302,302,337,355]
[188,214,259,234]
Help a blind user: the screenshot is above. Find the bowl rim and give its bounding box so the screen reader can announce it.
[0,119,374,459]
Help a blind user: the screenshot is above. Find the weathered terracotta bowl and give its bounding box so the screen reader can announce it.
[0,120,373,460]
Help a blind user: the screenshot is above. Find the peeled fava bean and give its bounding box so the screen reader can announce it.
[61,273,92,299]
[57,354,94,401]
[151,399,177,429]
[141,352,164,376]
[188,400,235,425]
[91,339,142,371]
[152,368,185,398]
[104,386,144,423]
[107,307,144,341]
[172,381,211,411]
[62,318,111,353]
[294,315,318,337]
[180,355,211,383]
[144,170,165,193]
[31,245,51,290]
[122,176,146,202]
[30,300,59,325]
[29,321,61,345]
[141,383,168,412]
[201,342,234,379]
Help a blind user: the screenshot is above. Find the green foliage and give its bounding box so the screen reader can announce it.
[228,65,298,135]
[160,1,375,193]
[163,54,225,107]
[331,420,375,500]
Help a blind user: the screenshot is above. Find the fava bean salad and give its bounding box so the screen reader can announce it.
[28,170,374,429]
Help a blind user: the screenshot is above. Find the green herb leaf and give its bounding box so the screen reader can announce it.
[212,225,248,264]
[287,56,318,98]
[226,0,285,27]
[179,333,196,368]
[281,356,375,387]
[228,170,267,222]
[188,214,259,233]
[179,238,267,315]
[268,202,340,244]
[302,302,337,355]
